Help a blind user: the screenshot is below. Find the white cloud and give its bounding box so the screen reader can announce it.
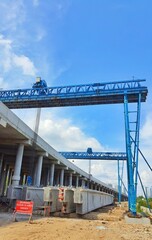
[141,113,152,142]
[0,0,25,32]
[0,77,9,89]
[13,55,37,76]
[0,35,12,72]
[0,35,37,80]
[38,110,122,186]
[39,112,104,152]
[137,112,152,192]
[13,108,124,186]
[140,170,152,186]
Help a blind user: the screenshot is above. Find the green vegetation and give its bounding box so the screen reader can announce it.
[136,196,152,213]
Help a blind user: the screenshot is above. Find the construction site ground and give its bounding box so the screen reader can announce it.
[0,203,152,240]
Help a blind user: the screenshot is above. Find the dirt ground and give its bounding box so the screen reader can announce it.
[0,204,151,240]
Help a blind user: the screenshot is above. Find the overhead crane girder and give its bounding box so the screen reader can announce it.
[0,79,148,109]
[0,79,148,215]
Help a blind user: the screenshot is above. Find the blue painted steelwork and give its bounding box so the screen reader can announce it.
[124,93,142,215]
[0,78,148,215]
[130,136,152,172]
[32,77,47,89]
[60,151,127,161]
[120,177,128,195]
[0,79,147,109]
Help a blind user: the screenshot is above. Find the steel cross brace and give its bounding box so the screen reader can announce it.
[124,93,141,215]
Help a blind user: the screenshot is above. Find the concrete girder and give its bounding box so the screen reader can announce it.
[74,188,114,214]
[0,139,32,146]
[0,118,7,128]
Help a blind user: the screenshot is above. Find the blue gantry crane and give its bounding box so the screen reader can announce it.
[0,78,149,215]
[60,149,127,203]
[0,79,147,108]
[60,151,127,161]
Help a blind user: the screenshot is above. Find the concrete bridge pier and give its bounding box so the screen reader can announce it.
[12,144,24,186]
[69,173,72,186]
[49,163,55,186]
[60,169,64,186]
[34,155,43,186]
[76,176,79,187]
[81,179,86,188]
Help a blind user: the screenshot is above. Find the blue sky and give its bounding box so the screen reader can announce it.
[0,0,151,194]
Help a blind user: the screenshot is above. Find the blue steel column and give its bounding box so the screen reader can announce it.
[124,95,136,214]
[134,94,141,197]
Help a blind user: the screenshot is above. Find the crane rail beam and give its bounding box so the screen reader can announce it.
[60,152,127,160]
[0,79,148,109]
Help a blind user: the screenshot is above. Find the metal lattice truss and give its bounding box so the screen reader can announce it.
[60,151,127,161]
[0,79,147,108]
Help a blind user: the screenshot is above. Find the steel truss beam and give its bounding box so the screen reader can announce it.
[60,151,127,161]
[0,79,147,109]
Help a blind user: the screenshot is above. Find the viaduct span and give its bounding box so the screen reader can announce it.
[0,79,148,215]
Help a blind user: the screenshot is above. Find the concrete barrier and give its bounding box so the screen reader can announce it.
[74,188,113,214]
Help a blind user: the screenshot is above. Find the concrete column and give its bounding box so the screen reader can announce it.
[98,186,101,191]
[55,171,60,185]
[81,179,85,188]
[76,176,79,187]
[12,144,24,186]
[91,183,94,190]
[35,155,43,186]
[95,184,97,190]
[47,167,50,185]
[60,169,64,186]
[64,175,68,186]
[49,163,55,186]
[87,181,90,189]
[69,173,72,186]
[42,167,48,186]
